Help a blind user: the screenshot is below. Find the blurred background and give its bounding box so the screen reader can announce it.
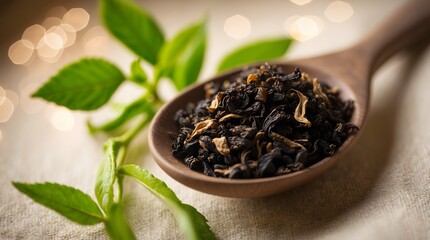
[0,0,407,135]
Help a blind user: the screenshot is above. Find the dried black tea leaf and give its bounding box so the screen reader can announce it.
[212,137,230,156]
[207,93,222,112]
[219,114,245,123]
[292,90,312,127]
[172,64,358,178]
[247,73,259,84]
[187,119,217,140]
[269,131,305,150]
[255,87,267,103]
[312,77,330,106]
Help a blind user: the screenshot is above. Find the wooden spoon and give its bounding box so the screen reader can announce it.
[149,0,430,198]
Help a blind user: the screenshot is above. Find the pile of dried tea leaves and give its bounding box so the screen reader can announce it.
[172,64,358,178]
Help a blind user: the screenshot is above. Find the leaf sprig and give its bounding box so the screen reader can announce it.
[13,0,294,239]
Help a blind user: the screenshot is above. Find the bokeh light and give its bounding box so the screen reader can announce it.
[62,8,90,31]
[285,15,324,41]
[8,40,34,64]
[59,23,77,47]
[290,0,312,6]
[22,24,46,49]
[0,86,6,105]
[9,6,90,65]
[37,35,63,61]
[83,26,109,54]
[224,14,251,39]
[42,17,62,29]
[0,97,14,123]
[45,26,67,49]
[51,108,75,131]
[43,49,64,63]
[297,17,319,36]
[5,90,19,107]
[324,1,354,23]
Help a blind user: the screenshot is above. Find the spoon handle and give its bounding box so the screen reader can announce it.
[355,0,430,74]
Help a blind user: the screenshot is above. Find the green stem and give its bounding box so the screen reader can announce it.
[152,69,164,101]
[116,175,125,202]
[133,79,160,102]
[115,146,127,201]
[88,95,149,133]
[114,114,151,203]
[112,111,152,202]
[116,146,128,168]
[116,114,152,145]
[153,68,162,86]
[111,84,161,201]
[149,85,161,103]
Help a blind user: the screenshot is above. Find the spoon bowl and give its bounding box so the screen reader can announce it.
[149,0,430,198]
[150,63,361,197]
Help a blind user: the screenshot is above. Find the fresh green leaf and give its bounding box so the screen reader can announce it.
[12,182,104,225]
[100,0,164,64]
[217,37,294,72]
[156,20,207,90]
[118,165,216,240]
[173,29,206,90]
[130,59,147,85]
[87,97,152,133]
[32,58,125,110]
[156,20,202,79]
[95,139,121,212]
[104,203,136,240]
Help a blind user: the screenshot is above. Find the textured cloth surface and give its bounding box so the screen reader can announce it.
[1,0,430,239]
